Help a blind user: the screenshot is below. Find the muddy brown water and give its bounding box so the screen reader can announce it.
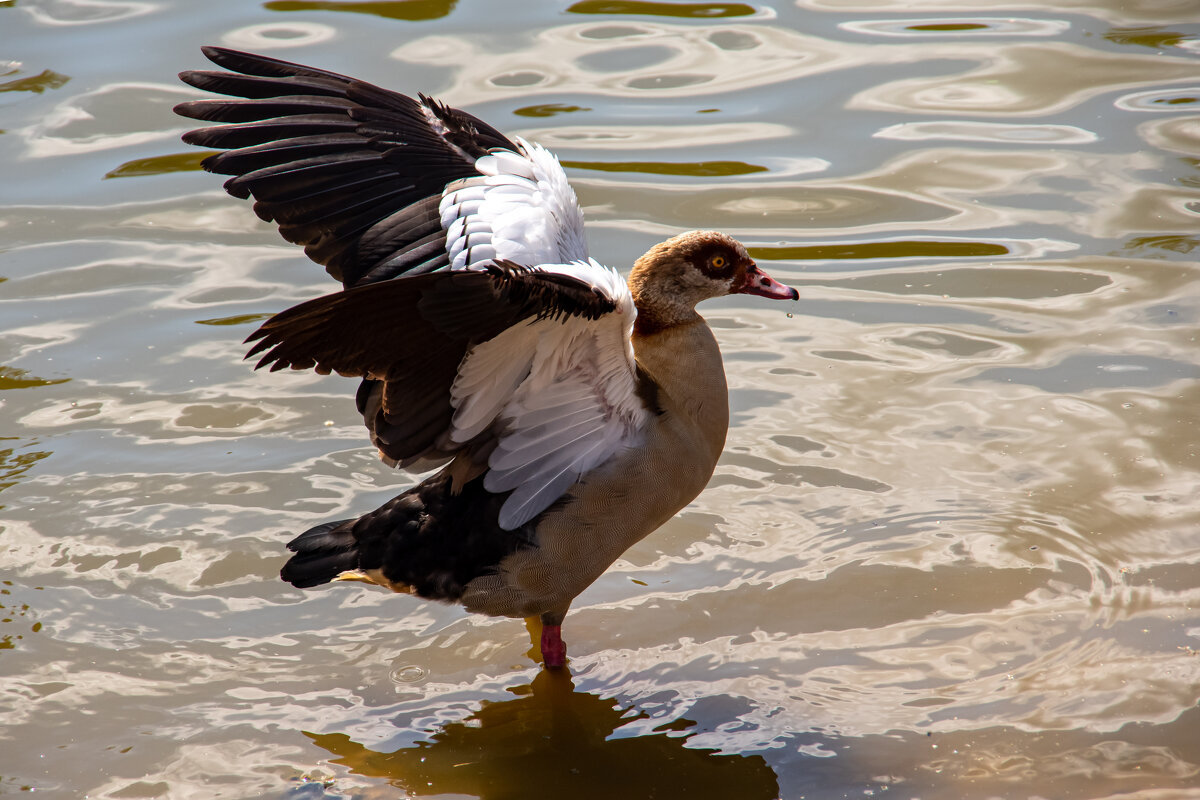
[2,1,1199,797]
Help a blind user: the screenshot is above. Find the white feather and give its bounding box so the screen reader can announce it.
[439,259,647,528]
[449,324,539,443]
[439,137,587,271]
[489,399,604,472]
[492,433,614,531]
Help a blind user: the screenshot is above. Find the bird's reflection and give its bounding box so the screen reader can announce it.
[305,668,780,799]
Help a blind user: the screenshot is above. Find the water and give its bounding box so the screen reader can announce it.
[2,0,1199,797]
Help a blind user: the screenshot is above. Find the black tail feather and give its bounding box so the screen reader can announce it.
[280,519,358,588]
[278,473,537,599]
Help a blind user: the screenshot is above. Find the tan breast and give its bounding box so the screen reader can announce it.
[460,317,730,619]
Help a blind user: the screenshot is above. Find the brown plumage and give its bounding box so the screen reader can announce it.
[176,48,798,668]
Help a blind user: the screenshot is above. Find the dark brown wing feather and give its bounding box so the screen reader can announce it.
[244,262,618,466]
[175,46,517,287]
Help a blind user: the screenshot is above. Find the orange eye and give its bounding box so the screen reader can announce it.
[710,255,727,269]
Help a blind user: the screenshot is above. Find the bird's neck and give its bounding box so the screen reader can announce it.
[632,318,730,464]
[629,279,702,336]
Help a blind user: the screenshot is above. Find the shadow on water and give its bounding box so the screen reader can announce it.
[304,668,780,799]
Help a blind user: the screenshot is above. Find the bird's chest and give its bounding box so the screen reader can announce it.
[530,325,732,580]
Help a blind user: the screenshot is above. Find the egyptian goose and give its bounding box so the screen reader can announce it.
[175,47,797,668]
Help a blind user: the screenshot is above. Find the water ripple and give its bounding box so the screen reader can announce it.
[841,16,1071,38]
[876,120,1098,144]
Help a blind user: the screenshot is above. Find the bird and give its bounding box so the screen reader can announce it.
[175,47,798,669]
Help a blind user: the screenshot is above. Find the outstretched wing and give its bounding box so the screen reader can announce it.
[175,47,587,286]
[246,260,652,529]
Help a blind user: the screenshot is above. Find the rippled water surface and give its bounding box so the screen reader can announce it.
[3,1,1199,797]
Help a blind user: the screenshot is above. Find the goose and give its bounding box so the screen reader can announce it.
[175,47,798,668]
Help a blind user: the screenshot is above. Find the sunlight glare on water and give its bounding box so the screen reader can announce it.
[1,0,1198,798]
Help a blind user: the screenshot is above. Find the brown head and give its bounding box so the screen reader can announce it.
[628,230,798,335]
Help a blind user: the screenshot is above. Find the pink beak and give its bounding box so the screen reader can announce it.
[734,262,799,301]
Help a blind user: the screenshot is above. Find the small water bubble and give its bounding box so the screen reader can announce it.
[300,769,334,788]
[390,665,426,684]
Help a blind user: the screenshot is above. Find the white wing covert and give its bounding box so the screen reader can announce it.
[440,137,588,271]
[447,260,647,529]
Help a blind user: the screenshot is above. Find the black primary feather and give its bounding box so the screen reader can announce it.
[175,46,519,287]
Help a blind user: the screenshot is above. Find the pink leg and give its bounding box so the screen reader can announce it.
[540,624,567,669]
